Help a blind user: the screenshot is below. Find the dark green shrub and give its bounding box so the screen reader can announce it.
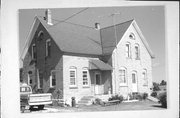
[151,91,157,97]
[158,92,167,108]
[93,98,104,105]
[134,93,143,101]
[142,93,148,100]
[108,95,123,103]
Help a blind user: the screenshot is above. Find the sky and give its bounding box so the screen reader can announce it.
[19,6,165,83]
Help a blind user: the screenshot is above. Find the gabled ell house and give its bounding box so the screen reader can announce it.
[21,9,154,104]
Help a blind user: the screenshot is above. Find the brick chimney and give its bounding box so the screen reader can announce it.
[45,9,53,25]
[95,23,100,30]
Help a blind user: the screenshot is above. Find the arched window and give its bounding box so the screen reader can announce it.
[142,69,148,86]
[132,71,137,84]
[125,42,131,58]
[119,67,127,85]
[69,67,77,87]
[46,39,51,57]
[135,44,140,60]
[32,44,36,59]
[38,31,44,41]
[50,71,56,87]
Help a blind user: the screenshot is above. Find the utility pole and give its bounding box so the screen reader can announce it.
[98,12,121,94]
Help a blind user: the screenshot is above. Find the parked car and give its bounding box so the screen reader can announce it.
[20,83,52,112]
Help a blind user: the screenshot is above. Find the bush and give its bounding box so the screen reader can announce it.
[134,93,143,101]
[108,95,123,103]
[151,91,157,97]
[93,98,104,105]
[158,92,167,108]
[142,93,148,100]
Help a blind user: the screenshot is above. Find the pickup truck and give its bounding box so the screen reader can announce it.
[20,83,52,112]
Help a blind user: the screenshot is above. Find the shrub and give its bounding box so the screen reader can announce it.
[134,93,143,101]
[142,93,148,100]
[158,92,167,108]
[93,98,104,105]
[108,95,123,103]
[151,91,157,97]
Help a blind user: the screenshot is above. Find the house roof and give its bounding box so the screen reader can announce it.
[89,59,112,70]
[21,16,154,60]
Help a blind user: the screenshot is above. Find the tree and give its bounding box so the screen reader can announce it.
[160,80,166,85]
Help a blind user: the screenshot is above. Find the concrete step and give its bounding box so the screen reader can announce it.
[77,96,94,106]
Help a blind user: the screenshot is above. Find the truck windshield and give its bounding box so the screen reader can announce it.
[20,87,31,92]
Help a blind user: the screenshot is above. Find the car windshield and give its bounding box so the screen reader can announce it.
[20,87,31,92]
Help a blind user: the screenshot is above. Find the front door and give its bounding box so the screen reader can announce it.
[95,73,103,95]
[132,72,138,92]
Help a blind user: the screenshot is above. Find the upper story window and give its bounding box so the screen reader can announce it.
[32,44,36,59]
[135,44,140,60]
[129,33,135,40]
[82,68,89,86]
[69,67,77,87]
[46,39,51,57]
[38,31,44,41]
[50,71,56,87]
[119,67,127,85]
[142,69,148,86]
[126,43,131,58]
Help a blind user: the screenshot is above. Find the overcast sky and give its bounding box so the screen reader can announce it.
[19,6,165,83]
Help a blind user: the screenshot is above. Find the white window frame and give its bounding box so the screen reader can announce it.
[119,67,127,86]
[125,43,131,58]
[50,71,56,88]
[82,68,89,87]
[69,67,77,87]
[129,33,135,40]
[132,71,137,84]
[46,39,51,57]
[37,69,40,89]
[32,44,36,59]
[135,44,140,60]
[27,73,32,85]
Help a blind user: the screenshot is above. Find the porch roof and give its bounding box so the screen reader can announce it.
[89,59,112,71]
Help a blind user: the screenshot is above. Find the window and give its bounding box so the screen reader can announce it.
[27,71,32,85]
[135,45,140,59]
[32,44,36,59]
[119,67,127,84]
[142,69,148,86]
[129,33,135,39]
[50,71,56,87]
[69,68,77,87]
[126,43,131,58]
[132,73,136,83]
[38,31,44,41]
[82,69,89,86]
[46,39,51,57]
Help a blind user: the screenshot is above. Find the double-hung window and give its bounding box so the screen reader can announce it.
[142,69,148,86]
[50,71,56,87]
[69,68,77,87]
[82,69,89,86]
[119,67,127,86]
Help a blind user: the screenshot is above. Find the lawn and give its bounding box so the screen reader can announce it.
[46,100,166,113]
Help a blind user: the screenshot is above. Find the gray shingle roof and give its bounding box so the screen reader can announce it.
[37,16,133,55]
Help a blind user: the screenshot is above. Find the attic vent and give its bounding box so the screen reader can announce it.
[129,33,135,39]
[38,31,44,41]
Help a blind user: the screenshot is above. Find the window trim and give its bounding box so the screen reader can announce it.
[132,71,137,84]
[32,44,36,59]
[129,33,135,40]
[119,67,127,86]
[46,39,51,57]
[125,43,131,58]
[50,71,56,88]
[69,67,77,88]
[142,69,148,86]
[135,44,140,60]
[82,68,89,87]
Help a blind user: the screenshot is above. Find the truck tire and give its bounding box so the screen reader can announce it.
[38,105,44,110]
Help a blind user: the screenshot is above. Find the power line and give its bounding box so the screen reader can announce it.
[49,7,89,28]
